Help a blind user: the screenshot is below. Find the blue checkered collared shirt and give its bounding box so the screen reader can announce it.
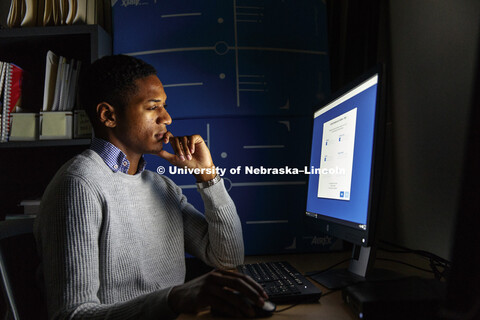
[90,137,147,174]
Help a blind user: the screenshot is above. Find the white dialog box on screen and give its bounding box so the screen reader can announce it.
[317,108,357,200]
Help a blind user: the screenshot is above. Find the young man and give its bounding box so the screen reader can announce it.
[34,55,267,319]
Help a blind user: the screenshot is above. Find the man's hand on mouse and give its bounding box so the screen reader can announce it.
[168,269,269,318]
[158,132,217,182]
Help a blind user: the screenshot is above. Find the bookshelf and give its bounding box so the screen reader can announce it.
[0,139,91,148]
[0,25,112,219]
[0,24,111,64]
[0,24,111,124]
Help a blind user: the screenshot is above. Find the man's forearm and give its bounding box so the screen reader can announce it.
[199,179,244,268]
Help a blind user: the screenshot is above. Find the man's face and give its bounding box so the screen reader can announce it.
[113,74,171,156]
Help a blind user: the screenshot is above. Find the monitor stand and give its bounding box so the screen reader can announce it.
[308,245,401,290]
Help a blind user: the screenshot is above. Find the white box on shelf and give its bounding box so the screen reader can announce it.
[9,113,39,141]
[40,111,73,140]
[74,110,93,138]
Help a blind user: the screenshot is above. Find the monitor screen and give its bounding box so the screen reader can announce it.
[306,71,383,247]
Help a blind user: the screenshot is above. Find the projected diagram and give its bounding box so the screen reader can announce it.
[317,108,357,201]
[113,0,329,117]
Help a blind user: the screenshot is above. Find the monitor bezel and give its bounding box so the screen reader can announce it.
[305,66,387,247]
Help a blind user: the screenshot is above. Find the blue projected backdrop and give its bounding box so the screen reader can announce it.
[112,0,329,117]
[112,0,334,254]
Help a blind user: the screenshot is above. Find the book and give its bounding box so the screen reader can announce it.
[36,0,45,26]
[42,50,59,111]
[59,0,69,25]
[20,0,38,27]
[72,0,109,29]
[66,60,81,111]
[86,0,104,26]
[43,0,55,26]
[46,54,81,112]
[0,62,6,100]
[60,59,73,111]
[65,0,77,25]
[2,63,11,140]
[58,58,67,110]
[1,63,23,142]
[51,56,66,111]
[7,0,24,28]
[73,0,87,24]
[0,62,5,122]
[5,0,107,27]
[52,0,61,25]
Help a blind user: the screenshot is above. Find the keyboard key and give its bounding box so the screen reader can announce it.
[237,261,322,304]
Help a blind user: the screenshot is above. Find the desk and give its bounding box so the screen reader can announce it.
[179,250,435,319]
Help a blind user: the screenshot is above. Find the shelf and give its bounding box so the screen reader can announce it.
[0,139,91,148]
[0,24,111,63]
[0,25,106,38]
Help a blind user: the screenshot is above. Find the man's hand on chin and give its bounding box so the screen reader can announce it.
[157,132,217,182]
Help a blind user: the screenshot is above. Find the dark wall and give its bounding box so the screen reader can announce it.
[327,0,480,260]
[388,0,480,259]
[326,0,385,93]
[0,146,89,218]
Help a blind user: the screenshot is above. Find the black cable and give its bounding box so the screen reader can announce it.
[273,297,320,313]
[429,259,449,281]
[375,257,435,273]
[379,240,451,280]
[304,258,353,278]
[273,302,302,313]
[378,247,413,254]
[275,244,450,314]
[379,240,451,266]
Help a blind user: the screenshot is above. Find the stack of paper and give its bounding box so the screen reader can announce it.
[6,0,111,33]
[43,50,82,112]
[0,62,23,142]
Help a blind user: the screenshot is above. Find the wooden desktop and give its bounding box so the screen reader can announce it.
[179,251,435,319]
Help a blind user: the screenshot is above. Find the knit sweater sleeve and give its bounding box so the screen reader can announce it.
[34,174,178,320]
[174,178,244,269]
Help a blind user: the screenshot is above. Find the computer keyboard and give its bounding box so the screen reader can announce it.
[237,261,322,304]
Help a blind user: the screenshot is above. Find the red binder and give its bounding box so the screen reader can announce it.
[1,62,23,142]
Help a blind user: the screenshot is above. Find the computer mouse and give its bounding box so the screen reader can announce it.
[211,293,276,318]
[249,299,276,318]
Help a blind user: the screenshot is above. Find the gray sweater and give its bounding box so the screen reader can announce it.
[34,149,244,319]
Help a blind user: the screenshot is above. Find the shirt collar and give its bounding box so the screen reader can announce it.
[90,137,147,174]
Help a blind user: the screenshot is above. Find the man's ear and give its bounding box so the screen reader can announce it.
[97,102,117,128]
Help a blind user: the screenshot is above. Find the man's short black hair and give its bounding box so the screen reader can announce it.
[79,54,157,127]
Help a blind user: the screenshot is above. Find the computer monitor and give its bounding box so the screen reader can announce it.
[305,68,387,289]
